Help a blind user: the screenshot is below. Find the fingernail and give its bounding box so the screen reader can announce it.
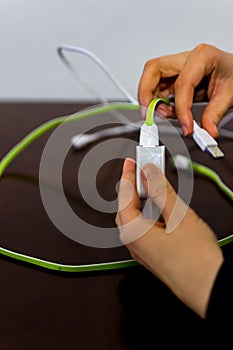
[210,124,219,138]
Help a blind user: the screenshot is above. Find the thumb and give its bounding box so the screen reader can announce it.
[142,163,188,231]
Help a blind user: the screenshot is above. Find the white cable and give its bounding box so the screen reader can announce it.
[71,119,233,150]
[71,123,139,150]
[57,44,139,126]
[70,117,186,150]
[57,44,138,105]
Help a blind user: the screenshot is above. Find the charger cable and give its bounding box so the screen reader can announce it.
[192,120,224,158]
[0,103,140,272]
[0,102,232,272]
[57,44,138,105]
[173,154,233,246]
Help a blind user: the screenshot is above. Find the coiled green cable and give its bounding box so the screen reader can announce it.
[0,100,232,272]
[0,103,140,177]
[0,246,139,272]
[189,160,233,247]
[173,154,233,247]
[191,161,233,202]
[0,98,169,272]
[0,102,140,272]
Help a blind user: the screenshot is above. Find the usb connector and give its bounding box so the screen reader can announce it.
[192,121,224,159]
[139,122,159,146]
[205,145,224,159]
[135,98,167,221]
[136,122,165,198]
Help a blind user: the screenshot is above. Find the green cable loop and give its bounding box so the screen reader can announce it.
[0,102,141,272]
[0,101,232,272]
[145,97,170,126]
[191,161,233,201]
[187,159,233,247]
[0,102,140,177]
[0,246,139,272]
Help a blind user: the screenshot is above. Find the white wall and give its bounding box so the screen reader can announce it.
[1,0,233,101]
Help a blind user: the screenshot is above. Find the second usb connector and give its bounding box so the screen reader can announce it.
[136,122,165,198]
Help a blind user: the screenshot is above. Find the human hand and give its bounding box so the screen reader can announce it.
[138,43,233,138]
[115,158,223,318]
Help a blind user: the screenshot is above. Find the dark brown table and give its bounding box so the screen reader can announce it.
[0,101,232,349]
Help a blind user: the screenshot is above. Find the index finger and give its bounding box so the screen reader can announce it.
[138,51,190,108]
[174,44,218,135]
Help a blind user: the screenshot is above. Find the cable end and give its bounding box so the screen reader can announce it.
[139,122,159,146]
[205,145,224,159]
[192,121,224,159]
[172,154,191,170]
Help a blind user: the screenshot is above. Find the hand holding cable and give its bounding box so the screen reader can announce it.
[116,158,224,319]
[138,43,233,138]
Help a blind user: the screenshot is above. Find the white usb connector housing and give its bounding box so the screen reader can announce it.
[136,122,165,198]
[193,121,224,158]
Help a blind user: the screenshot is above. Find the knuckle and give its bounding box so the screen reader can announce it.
[143,58,160,74]
[193,43,220,62]
[193,42,210,53]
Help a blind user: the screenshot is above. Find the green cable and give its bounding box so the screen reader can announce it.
[0,101,232,271]
[0,102,140,272]
[0,246,139,272]
[0,97,170,177]
[191,161,233,202]
[0,102,140,177]
[0,99,170,273]
[145,97,170,126]
[187,159,233,247]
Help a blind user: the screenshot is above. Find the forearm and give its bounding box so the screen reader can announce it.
[127,222,224,319]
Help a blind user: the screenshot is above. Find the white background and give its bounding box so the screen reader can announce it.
[1,0,233,101]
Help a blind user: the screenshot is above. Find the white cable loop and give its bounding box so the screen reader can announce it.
[57,44,138,105]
